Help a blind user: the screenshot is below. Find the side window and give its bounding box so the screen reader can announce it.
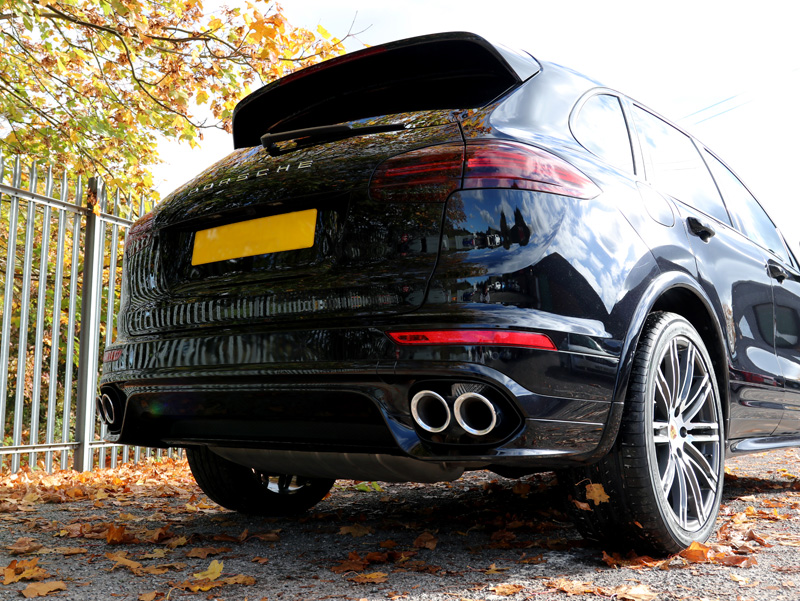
[572,94,634,173]
[631,106,730,225]
[702,150,791,264]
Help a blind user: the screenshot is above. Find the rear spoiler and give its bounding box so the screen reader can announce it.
[232,32,540,149]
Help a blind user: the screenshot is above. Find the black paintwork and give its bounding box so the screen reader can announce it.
[101,32,800,477]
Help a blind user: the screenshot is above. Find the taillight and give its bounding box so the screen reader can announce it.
[463,141,600,199]
[124,211,155,255]
[369,143,464,203]
[370,140,599,203]
[387,329,556,350]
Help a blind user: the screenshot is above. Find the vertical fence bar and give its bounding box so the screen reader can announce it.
[11,164,38,472]
[61,176,83,469]
[0,156,20,440]
[45,171,69,472]
[29,166,53,468]
[74,178,103,472]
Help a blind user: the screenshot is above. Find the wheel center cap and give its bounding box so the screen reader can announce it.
[669,423,678,440]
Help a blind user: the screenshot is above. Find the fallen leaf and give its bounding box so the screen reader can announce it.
[348,571,388,584]
[484,563,509,574]
[105,551,143,575]
[251,557,269,564]
[679,541,713,563]
[585,482,610,505]
[413,532,438,550]
[193,559,224,581]
[106,524,128,544]
[339,524,373,537]
[489,583,524,596]
[21,581,67,598]
[332,552,369,574]
[601,584,659,601]
[571,498,592,511]
[546,578,595,595]
[138,593,160,601]
[186,547,231,559]
[7,538,44,555]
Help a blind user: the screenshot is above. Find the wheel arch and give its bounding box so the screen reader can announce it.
[616,272,730,434]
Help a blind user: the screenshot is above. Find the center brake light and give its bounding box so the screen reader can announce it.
[387,329,556,350]
[370,140,599,203]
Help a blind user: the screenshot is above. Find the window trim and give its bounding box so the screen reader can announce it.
[627,102,732,226]
[569,88,638,175]
[701,145,797,268]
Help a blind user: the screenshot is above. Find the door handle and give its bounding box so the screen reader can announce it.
[768,261,788,283]
[686,217,716,242]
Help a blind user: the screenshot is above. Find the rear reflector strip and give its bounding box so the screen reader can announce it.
[387,329,556,350]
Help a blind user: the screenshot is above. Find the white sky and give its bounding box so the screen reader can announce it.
[152,0,800,250]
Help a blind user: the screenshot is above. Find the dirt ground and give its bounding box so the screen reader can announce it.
[2,450,800,600]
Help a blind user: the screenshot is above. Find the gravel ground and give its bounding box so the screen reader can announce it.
[2,450,800,601]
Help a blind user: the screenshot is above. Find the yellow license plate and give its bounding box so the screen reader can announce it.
[191,208,317,266]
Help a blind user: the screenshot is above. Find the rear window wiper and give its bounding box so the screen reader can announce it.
[260,123,407,156]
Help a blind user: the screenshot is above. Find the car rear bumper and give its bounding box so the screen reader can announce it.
[101,324,622,471]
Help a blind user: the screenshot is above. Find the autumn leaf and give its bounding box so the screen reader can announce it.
[105,551,143,575]
[348,571,388,584]
[186,546,231,559]
[679,540,713,562]
[332,552,369,574]
[585,483,610,505]
[546,578,596,595]
[2,558,49,585]
[413,531,438,550]
[571,498,592,511]
[484,563,510,574]
[489,583,524,596]
[598,584,659,601]
[193,559,224,581]
[7,538,43,555]
[105,523,128,544]
[21,581,67,598]
[339,524,373,537]
[138,592,161,601]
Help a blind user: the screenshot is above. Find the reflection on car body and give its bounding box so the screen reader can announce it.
[100,32,800,554]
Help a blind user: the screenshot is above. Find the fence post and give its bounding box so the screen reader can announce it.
[74,178,103,472]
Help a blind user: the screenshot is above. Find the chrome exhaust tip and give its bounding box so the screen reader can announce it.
[454,392,497,436]
[99,393,116,426]
[410,390,451,433]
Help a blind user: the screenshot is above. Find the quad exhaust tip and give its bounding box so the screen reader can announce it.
[410,388,500,437]
[454,392,497,436]
[410,390,451,433]
[96,392,124,429]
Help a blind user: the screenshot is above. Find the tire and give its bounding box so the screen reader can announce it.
[186,446,335,516]
[559,312,725,554]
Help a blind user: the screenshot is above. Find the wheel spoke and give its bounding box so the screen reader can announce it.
[655,369,671,419]
[674,457,689,528]
[684,441,718,491]
[661,451,677,497]
[678,343,696,407]
[680,452,710,524]
[683,374,711,422]
[667,339,680,412]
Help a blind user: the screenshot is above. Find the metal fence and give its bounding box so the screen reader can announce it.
[0,154,171,473]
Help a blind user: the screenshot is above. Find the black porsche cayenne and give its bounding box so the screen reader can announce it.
[99,32,800,554]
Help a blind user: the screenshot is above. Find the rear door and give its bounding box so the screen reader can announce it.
[629,105,784,439]
[702,149,800,437]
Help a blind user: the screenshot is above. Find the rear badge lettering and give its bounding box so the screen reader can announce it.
[185,160,313,195]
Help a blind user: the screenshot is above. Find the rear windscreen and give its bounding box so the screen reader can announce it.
[232,34,539,148]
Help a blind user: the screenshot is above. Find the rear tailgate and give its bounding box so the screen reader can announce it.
[120,33,540,337]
